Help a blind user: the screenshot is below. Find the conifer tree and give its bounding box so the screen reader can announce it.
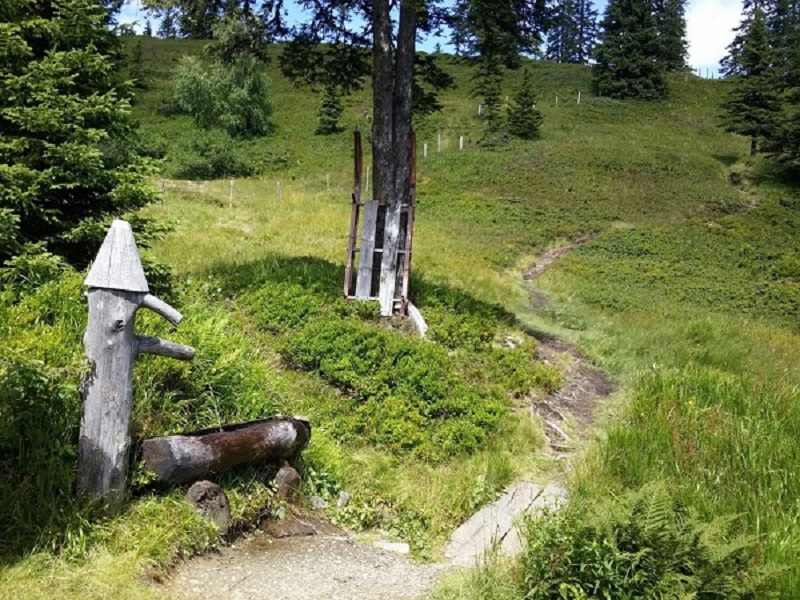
[508,69,544,138]
[593,0,668,100]
[473,53,506,134]
[653,0,687,70]
[721,8,782,156]
[0,0,157,268]
[546,0,598,64]
[315,84,344,135]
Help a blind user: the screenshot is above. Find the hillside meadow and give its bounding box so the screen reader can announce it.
[1,35,799,598]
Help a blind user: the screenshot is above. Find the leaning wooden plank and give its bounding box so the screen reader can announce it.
[141,417,311,486]
[378,200,403,316]
[355,199,379,298]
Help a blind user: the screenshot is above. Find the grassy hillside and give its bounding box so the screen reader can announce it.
[2,35,799,599]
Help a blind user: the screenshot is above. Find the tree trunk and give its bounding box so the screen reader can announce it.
[374,0,417,315]
[141,417,311,485]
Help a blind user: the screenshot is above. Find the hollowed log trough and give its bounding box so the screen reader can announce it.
[142,416,311,486]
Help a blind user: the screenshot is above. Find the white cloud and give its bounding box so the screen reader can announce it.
[686,0,743,70]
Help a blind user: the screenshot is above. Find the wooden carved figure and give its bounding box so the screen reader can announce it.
[78,220,195,508]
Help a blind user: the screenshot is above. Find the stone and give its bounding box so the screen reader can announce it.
[373,541,410,555]
[275,463,302,502]
[337,491,351,508]
[186,480,230,532]
[310,496,328,510]
[444,481,567,566]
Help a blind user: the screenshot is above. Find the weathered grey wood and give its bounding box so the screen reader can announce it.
[78,288,143,507]
[407,302,428,338]
[355,200,379,298]
[84,220,149,292]
[137,335,195,360]
[141,293,183,325]
[78,220,195,508]
[378,200,403,316]
[141,417,311,485]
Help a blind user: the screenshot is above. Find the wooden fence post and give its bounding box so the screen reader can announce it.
[78,220,195,509]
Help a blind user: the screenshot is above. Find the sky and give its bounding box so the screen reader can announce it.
[118,0,745,76]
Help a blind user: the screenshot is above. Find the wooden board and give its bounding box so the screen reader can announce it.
[355,200,379,298]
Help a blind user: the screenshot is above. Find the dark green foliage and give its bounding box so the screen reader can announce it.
[546,0,598,64]
[520,484,774,599]
[593,0,668,100]
[653,0,687,71]
[316,84,344,135]
[508,69,544,139]
[283,317,505,460]
[473,53,506,134]
[173,135,261,179]
[721,9,782,156]
[0,0,158,268]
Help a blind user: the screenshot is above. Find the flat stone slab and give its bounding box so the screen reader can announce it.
[444,482,567,566]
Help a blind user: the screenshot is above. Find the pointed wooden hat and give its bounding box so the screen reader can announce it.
[84,220,149,292]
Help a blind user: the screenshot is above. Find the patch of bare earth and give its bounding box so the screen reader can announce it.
[522,235,614,452]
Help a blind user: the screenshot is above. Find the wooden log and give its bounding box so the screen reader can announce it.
[141,417,311,486]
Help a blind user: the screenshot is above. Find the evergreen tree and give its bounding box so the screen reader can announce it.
[473,53,506,133]
[593,0,668,100]
[0,0,157,268]
[721,8,782,156]
[653,0,687,70]
[508,69,544,138]
[546,0,598,64]
[315,84,344,135]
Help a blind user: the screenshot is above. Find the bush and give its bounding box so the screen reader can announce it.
[283,317,505,460]
[172,54,272,139]
[520,484,774,600]
[0,271,286,556]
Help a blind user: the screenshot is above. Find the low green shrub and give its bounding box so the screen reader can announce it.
[520,484,774,600]
[173,134,261,180]
[283,317,505,460]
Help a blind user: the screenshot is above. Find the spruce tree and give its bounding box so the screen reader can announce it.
[508,69,544,139]
[316,84,344,135]
[593,0,668,100]
[721,8,782,156]
[653,0,688,70]
[473,53,506,134]
[546,0,598,64]
[0,0,157,268]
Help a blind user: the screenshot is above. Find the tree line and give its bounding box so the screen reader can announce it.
[721,0,800,167]
[2,0,693,279]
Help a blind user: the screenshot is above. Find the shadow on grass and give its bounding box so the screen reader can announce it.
[210,253,518,327]
[1,253,519,566]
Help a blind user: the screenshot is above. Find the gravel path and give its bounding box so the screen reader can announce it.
[159,525,444,600]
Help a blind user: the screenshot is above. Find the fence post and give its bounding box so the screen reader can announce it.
[78,220,195,509]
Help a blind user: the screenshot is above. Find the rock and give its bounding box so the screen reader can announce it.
[186,480,230,532]
[275,463,302,502]
[263,516,317,538]
[373,541,410,555]
[444,481,567,566]
[310,496,328,510]
[337,491,351,508]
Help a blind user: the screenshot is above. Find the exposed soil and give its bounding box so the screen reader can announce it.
[522,234,598,281]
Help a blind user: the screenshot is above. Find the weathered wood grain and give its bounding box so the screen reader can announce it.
[142,417,311,485]
[355,200,379,298]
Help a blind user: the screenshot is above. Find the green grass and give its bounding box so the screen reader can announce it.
[3,35,800,599]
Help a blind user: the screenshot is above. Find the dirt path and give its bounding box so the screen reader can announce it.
[156,235,613,600]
